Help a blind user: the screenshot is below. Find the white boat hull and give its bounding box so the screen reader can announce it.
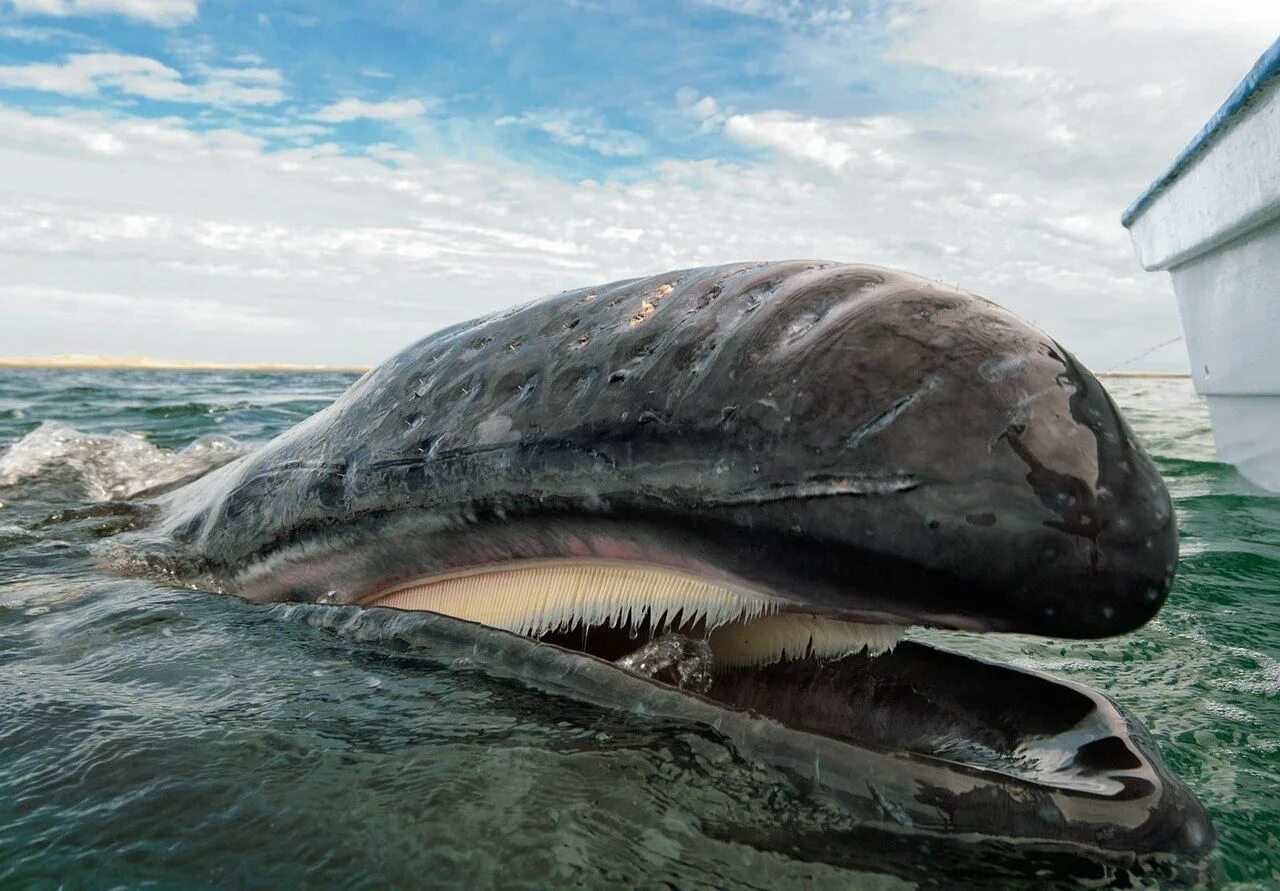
[1125,37,1280,492]
[1204,395,1280,491]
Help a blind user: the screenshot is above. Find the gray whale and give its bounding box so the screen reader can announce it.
[128,261,1213,882]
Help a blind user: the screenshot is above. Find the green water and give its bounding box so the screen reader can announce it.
[0,371,1276,888]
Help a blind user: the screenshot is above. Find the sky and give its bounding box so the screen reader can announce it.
[0,1,1277,368]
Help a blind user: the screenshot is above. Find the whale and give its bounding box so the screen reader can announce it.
[120,261,1213,882]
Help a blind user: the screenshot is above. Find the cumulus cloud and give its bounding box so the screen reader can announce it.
[495,109,648,158]
[0,53,283,105]
[312,97,434,123]
[2,0,198,26]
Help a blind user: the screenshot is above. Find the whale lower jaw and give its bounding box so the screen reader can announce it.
[367,559,907,670]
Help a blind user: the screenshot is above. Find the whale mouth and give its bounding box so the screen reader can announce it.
[232,518,1210,863]
[359,557,1173,800]
[361,557,1119,787]
[366,558,908,675]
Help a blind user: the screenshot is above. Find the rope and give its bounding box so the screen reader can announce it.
[1104,335,1184,374]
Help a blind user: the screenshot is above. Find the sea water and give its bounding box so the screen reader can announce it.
[0,370,1276,888]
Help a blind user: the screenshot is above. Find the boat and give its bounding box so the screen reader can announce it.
[1123,36,1280,492]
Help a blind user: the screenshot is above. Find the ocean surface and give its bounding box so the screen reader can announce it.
[0,370,1276,889]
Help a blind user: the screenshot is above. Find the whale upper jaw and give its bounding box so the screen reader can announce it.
[156,261,1179,643]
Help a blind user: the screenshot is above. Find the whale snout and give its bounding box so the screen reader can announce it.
[1011,484,1178,639]
[727,281,1181,641]
[1006,355,1179,638]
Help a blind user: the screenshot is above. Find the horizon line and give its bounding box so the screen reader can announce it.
[0,354,372,373]
[0,354,1193,379]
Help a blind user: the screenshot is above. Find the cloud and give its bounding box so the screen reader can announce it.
[722,111,911,171]
[0,21,100,43]
[0,94,1161,368]
[312,97,434,123]
[0,53,284,105]
[692,0,857,27]
[0,53,166,95]
[495,109,648,158]
[676,88,727,134]
[2,0,1278,371]
[2,0,198,26]
[0,284,301,335]
[887,0,1280,179]
[193,65,282,85]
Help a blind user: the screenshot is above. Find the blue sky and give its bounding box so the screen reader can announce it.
[1,1,953,178]
[1,0,1277,366]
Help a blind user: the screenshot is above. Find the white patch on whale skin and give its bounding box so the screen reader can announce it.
[979,354,1031,382]
[474,414,516,445]
[722,474,920,502]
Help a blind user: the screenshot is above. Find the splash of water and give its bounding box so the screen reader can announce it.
[0,421,243,500]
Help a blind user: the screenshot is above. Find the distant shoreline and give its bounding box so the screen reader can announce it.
[0,355,1191,378]
[0,355,371,373]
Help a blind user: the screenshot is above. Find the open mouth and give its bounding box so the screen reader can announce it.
[287,552,1212,875]
[362,557,1177,804]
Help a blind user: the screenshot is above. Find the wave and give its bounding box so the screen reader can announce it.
[0,421,244,501]
[137,402,254,419]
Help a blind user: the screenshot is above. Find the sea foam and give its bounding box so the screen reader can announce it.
[0,421,242,500]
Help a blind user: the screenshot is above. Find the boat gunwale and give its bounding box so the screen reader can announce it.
[1122,36,1280,228]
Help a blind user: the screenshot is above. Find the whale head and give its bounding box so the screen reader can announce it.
[132,261,1206,872]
